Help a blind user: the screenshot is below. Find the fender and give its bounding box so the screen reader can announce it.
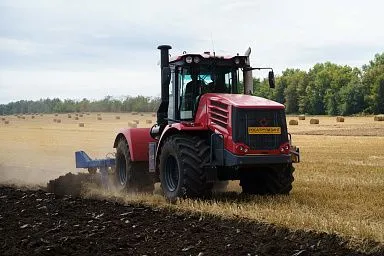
[155,123,209,172]
[114,128,155,162]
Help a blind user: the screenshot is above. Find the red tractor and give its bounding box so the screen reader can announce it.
[111,45,299,201]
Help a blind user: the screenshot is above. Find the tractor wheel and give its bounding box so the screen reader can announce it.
[240,164,294,195]
[159,135,213,202]
[115,139,154,193]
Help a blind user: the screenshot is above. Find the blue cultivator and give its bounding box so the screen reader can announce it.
[75,151,115,188]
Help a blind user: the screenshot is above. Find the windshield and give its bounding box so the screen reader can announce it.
[178,65,239,120]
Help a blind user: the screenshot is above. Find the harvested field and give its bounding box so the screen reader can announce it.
[1,185,382,256]
[0,114,383,254]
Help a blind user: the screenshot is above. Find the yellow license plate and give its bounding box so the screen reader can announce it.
[248,127,281,135]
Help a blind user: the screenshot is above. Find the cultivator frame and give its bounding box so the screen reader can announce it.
[75,151,115,188]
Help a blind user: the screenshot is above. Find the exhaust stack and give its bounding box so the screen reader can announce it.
[243,47,253,95]
[157,45,172,125]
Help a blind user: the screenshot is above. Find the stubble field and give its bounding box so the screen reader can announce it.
[0,113,383,255]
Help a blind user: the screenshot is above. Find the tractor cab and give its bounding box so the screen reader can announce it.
[168,53,247,121]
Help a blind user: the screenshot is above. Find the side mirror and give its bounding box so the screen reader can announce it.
[162,67,171,86]
[268,71,275,89]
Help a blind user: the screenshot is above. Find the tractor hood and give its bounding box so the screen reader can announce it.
[205,93,285,109]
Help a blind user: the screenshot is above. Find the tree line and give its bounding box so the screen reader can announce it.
[0,96,161,115]
[253,52,384,115]
[1,52,383,116]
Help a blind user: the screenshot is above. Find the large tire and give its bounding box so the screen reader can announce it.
[240,164,294,195]
[159,135,213,202]
[114,139,154,193]
[47,172,101,197]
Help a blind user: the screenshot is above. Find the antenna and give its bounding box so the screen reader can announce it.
[210,32,215,56]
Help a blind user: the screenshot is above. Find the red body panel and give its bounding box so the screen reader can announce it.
[205,93,285,109]
[156,93,288,164]
[114,128,155,161]
[195,93,287,155]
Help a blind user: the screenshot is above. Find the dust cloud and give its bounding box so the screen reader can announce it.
[0,162,70,189]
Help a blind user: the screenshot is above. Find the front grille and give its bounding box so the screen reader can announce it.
[232,107,288,150]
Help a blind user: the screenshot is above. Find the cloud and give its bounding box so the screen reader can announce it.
[1,0,384,103]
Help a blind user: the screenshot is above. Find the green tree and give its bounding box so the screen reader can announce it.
[362,53,384,113]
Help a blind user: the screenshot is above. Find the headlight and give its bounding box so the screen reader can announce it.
[185,56,193,63]
[193,56,200,63]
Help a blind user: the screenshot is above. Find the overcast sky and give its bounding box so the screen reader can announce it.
[1,0,383,103]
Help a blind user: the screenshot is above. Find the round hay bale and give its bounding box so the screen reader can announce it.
[128,121,137,128]
[97,117,102,120]
[140,113,144,116]
[31,116,35,119]
[56,119,61,123]
[1,117,5,121]
[374,115,384,121]
[131,112,138,115]
[79,114,83,117]
[53,119,57,123]
[133,119,139,124]
[115,116,120,120]
[78,123,85,127]
[55,114,58,117]
[336,116,345,122]
[86,113,90,115]
[40,114,43,117]
[97,113,101,116]
[146,119,152,124]
[152,113,156,117]
[4,120,9,124]
[289,120,298,125]
[75,117,79,120]
[298,115,305,120]
[68,114,72,118]
[310,118,319,124]
[21,116,25,120]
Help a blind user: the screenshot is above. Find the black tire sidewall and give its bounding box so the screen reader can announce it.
[115,139,132,191]
[159,138,184,201]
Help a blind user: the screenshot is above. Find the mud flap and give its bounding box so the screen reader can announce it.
[205,166,218,183]
[149,142,157,173]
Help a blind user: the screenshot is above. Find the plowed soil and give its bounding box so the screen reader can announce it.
[1,186,382,256]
